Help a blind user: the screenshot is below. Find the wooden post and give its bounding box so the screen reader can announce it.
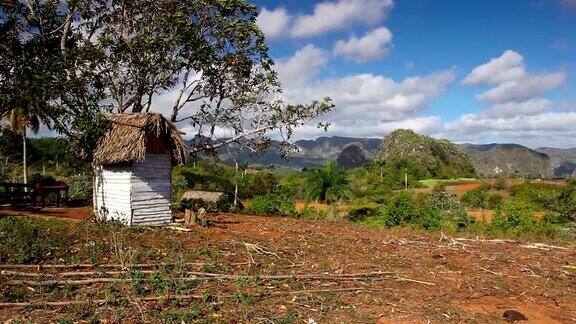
[184,209,194,226]
[404,172,408,190]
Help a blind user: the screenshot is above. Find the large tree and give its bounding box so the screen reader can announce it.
[0,0,333,159]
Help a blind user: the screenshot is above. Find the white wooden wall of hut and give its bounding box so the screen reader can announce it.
[130,154,172,225]
[94,166,133,224]
[93,154,172,226]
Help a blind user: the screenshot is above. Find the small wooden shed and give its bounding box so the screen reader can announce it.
[92,113,188,225]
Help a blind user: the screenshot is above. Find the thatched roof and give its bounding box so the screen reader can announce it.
[93,113,188,166]
[180,190,228,203]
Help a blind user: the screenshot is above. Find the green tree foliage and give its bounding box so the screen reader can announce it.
[0,0,333,161]
[303,163,349,203]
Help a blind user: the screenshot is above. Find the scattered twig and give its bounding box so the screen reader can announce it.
[395,276,436,286]
[439,232,469,250]
[522,268,541,277]
[476,266,505,276]
[0,294,204,308]
[0,262,249,270]
[2,271,400,286]
[166,225,193,232]
[244,243,280,259]
[521,243,569,251]
[0,288,372,308]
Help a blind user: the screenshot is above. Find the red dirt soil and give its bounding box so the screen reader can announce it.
[1,213,574,322]
[445,182,483,196]
[0,206,92,220]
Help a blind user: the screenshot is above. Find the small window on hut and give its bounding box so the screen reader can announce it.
[146,133,169,155]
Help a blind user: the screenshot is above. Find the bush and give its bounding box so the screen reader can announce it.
[461,187,502,210]
[346,199,383,222]
[246,194,296,217]
[428,192,474,231]
[493,175,508,190]
[298,206,327,220]
[556,181,576,222]
[491,199,537,234]
[67,173,93,204]
[432,182,446,192]
[509,181,561,210]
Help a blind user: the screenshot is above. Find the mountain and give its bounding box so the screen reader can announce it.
[535,147,576,178]
[196,136,381,171]
[187,133,573,178]
[376,129,476,179]
[336,143,368,169]
[295,136,381,160]
[462,143,551,178]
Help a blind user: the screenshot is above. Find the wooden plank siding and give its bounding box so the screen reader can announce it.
[93,166,133,224]
[94,154,173,226]
[130,154,172,225]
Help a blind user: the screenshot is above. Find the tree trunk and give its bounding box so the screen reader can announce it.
[22,129,27,185]
[233,159,239,206]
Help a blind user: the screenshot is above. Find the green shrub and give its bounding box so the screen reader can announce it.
[246,194,295,217]
[386,191,419,227]
[298,206,327,220]
[432,182,446,192]
[171,170,188,209]
[493,175,508,190]
[428,192,474,231]
[346,199,384,222]
[556,181,576,222]
[67,173,93,203]
[491,199,537,234]
[509,181,562,210]
[461,187,502,210]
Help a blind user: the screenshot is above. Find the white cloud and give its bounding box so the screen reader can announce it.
[275,45,329,88]
[482,99,552,119]
[290,0,394,38]
[476,72,566,103]
[281,69,455,122]
[461,50,526,85]
[274,46,455,138]
[333,27,393,62]
[257,8,291,40]
[446,112,576,138]
[293,116,441,139]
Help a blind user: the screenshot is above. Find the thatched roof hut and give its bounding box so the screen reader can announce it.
[93,113,188,166]
[93,113,189,226]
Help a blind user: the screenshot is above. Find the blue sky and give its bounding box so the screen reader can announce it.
[253,0,576,147]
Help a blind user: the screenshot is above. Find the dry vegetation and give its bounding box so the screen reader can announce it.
[1,214,575,323]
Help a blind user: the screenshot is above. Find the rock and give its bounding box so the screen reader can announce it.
[503,309,528,322]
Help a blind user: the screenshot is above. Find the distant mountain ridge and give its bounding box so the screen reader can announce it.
[187,134,576,178]
[460,143,551,178]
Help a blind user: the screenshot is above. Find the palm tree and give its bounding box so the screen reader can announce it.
[3,107,41,185]
[303,163,349,203]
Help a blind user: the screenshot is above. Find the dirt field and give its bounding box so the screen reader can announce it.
[1,213,575,323]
